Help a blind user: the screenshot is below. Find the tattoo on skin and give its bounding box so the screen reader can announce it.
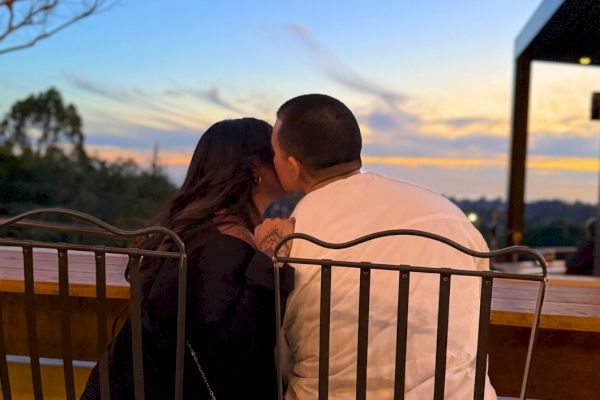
[258,228,291,257]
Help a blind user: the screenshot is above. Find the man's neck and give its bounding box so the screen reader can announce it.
[304,162,361,193]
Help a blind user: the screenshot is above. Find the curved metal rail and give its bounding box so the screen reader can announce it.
[273,230,547,400]
[0,208,188,400]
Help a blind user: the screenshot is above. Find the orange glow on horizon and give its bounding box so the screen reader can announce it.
[89,146,599,175]
[363,155,600,172]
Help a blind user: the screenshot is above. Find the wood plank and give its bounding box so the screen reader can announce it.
[2,247,600,331]
[0,293,128,361]
[0,247,129,298]
[490,279,600,331]
[488,325,600,399]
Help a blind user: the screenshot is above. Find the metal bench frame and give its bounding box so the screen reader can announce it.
[0,208,188,400]
[273,230,547,400]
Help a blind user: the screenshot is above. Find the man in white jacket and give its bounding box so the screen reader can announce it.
[256,94,497,399]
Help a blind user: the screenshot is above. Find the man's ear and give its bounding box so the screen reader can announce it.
[288,155,315,191]
[287,155,303,182]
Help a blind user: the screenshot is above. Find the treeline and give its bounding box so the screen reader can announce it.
[452,197,596,248]
[0,88,175,241]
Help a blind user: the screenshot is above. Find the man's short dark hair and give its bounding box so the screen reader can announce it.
[276,94,362,174]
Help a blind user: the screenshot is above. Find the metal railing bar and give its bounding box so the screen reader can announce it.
[173,253,188,400]
[58,249,75,400]
[128,254,144,400]
[274,262,284,400]
[0,296,12,400]
[273,231,548,276]
[356,267,371,400]
[0,209,183,248]
[0,239,180,259]
[519,280,547,400]
[23,245,43,399]
[393,271,410,400]
[0,218,119,237]
[319,264,332,400]
[474,277,494,399]
[275,257,544,282]
[94,250,110,400]
[433,272,451,400]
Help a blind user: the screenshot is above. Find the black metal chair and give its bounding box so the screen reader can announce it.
[0,208,188,400]
[273,230,547,400]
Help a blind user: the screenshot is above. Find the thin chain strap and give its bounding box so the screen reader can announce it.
[186,340,217,400]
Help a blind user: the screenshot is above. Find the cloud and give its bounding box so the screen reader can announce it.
[363,130,508,158]
[283,24,406,110]
[361,110,421,133]
[85,122,199,151]
[163,87,244,114]
[438,116,499,129]
[65,74,254,134]
[66,74,134,102]
[529,134,599,158]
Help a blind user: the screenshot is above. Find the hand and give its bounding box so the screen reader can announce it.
[255,217,295,258]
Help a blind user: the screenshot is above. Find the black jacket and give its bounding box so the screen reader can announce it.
[81,224,294,399]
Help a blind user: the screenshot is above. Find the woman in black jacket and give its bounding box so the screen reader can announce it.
[81,118,294,399]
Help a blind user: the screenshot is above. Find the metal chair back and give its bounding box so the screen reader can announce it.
[0,208,188,400]
[273,229,547,400]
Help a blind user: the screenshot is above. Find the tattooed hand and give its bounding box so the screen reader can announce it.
[255,218,296,258]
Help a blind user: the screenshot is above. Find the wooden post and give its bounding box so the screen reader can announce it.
[592,93,600,276]
[594,142,600,276]
[506,53,532,248]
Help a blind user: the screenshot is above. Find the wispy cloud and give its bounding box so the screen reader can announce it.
[529,134,599,158]
[65,74,248,132]
[283,24,406,110]
[85,121,199,150]
[438,116,499,129]
[163,87,244,114]
[66,74,134,102]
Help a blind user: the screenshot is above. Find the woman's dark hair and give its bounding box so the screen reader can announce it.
[276,94,362,174]
[155,117,272,241]
[130,118,273,304]
[133,118,274,288]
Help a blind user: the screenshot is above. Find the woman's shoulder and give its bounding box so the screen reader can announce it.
[187,224,257,262]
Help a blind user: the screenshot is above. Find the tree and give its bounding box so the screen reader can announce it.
[0,87,85,157]
[0,88,177,239]
[0,0,112,55]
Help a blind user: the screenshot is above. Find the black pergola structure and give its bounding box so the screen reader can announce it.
[507,0,600,275]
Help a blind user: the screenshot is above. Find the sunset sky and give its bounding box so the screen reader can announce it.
[1,0,599,203]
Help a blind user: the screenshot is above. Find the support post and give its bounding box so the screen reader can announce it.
[506,53,532,247]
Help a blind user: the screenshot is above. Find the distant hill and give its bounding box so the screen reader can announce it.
[447,197,595,248]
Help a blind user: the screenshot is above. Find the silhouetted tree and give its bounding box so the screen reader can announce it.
[0,0,112,55]
[0,87,85,158]
[0,88,177,239]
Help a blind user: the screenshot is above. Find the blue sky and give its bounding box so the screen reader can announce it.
[1,0,599,202]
